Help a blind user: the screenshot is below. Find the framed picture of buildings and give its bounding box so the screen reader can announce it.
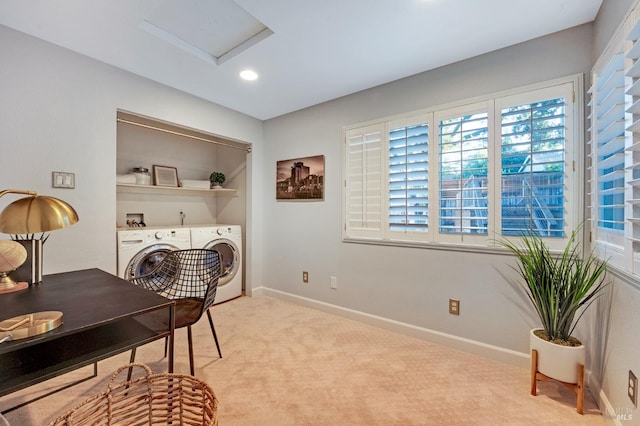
[276,155,324,200]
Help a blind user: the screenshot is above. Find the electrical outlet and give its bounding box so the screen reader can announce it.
[449,299,460,315]
[630,370,638,407]
[303,271,309,283]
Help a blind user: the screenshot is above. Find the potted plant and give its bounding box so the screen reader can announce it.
[500,227,608,386]
[209,171,225,189]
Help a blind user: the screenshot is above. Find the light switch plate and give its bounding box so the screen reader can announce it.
[52,171,75,189]
[449,299,460,315]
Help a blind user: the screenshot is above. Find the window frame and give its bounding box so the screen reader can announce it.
[343,75,583,251]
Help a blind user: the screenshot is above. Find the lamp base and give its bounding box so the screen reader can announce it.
[0,273,28,294]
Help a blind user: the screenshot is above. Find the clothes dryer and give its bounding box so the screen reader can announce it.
[190,225,242,304]
[117,227,191,281]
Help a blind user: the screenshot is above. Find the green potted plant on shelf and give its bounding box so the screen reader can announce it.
[209,171,225,189]
[500,226,608,386]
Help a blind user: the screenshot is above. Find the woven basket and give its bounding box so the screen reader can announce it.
[49,363,218,426]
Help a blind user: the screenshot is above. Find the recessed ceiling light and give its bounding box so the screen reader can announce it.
[240,69,258,81]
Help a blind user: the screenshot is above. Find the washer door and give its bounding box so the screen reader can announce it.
[125,244,178,281]
[204,239,239,286]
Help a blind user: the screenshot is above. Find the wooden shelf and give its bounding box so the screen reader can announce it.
[116,183,238,197]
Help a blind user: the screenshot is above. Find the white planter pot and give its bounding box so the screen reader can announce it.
[530,329,585,384]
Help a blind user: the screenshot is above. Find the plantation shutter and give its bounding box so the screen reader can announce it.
[589,47,626,268]
[589,7,640,274]
[387,118,430,240]
[626,15,640,273]
[595,51,626,234]
[499,87,572,239]
[437,104,490,243]
[344,124,385,239]
[342,75,580,249]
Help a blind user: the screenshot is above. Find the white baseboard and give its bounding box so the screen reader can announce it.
[249,286,267,297]
[596,384,625,425]
[254,287,529,369]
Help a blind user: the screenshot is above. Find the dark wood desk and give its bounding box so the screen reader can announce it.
[0,268,175,401]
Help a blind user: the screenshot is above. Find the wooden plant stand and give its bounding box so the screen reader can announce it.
[530,349,584,414]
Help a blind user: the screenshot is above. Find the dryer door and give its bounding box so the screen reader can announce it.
[125,244,178,281]
[204,239,239,286]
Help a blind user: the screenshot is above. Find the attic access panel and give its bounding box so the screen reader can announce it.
[142,0,273,65]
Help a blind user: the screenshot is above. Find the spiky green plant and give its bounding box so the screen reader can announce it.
[500,227,608,344]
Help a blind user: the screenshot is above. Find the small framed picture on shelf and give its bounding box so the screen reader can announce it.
[152,165,179,187]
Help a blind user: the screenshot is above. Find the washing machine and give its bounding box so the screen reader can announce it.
[117,227,191,281]
[190,224,242,304]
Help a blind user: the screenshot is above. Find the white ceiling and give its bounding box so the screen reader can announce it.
[0,0,602,120]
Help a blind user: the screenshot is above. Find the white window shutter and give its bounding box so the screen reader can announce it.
[625,13,640,273]
[387,116,432,241]
[436,103,490,245]
[497,84,574,243]
[342,76,579,249]
[344,124,385,239]
[590,48,626,267]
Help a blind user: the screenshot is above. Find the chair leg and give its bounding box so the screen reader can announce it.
[164,336,168,358]
[127,348,137,382]
[187,325,195,376]
[207,309,222,358]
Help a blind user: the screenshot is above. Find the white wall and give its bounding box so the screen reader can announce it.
[593,0,636,61]
[582,276,640,421]
[0,25,263,282]
[262,24,593,358]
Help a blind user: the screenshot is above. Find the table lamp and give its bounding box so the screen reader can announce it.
[0,189,79,290]
[0,189,77,340]
[0,240,27,292]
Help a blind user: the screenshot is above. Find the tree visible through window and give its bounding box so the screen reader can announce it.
[501,98,566,238]
[438,113,489,235]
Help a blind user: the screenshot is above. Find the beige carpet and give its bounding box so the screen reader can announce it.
[1,295,606,425]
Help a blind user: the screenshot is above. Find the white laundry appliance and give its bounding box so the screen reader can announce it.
[190,224,242,304]
[117,227,191,281]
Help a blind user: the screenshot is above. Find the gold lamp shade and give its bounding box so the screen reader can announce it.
[0,194,78,234]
